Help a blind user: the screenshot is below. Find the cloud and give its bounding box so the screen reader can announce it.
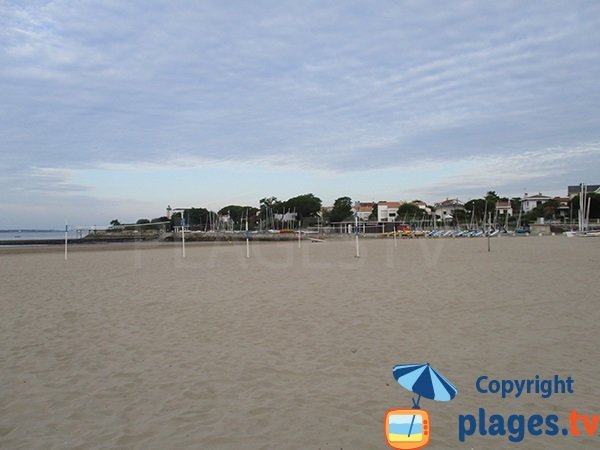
[0,164,156,228]
[406,142,600,200]
[0,165,93,195]
[1,1,599,225]
[0,190,154,229]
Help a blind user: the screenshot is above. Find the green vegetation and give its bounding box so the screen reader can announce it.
[368,203,377,221]
[259,193,322,226]
[217,205,259,228]
[284,193,322,223]
[108,189,597,233]
[109,216,170,232]
[464,199,486,220]
[569,193,600,219]
[464,192,498,222]
[510,197,521,215]
[523,198,561,223]
[329,196,353,222]
[395,203,424,222]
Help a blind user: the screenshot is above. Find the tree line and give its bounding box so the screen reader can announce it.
[109,191,599,231]
[110,193,325,231]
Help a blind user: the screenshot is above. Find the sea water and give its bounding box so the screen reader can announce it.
[0,230,82,242]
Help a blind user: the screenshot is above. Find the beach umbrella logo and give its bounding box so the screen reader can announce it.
[385,363,457,449]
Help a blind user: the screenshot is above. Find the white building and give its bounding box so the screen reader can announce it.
[352,202,375,221]
[412,200,432,215]
[521,193,551,213]
[274,211,298,223]
[434,198,464,221]
[377,201,403,222]
[495,201,513,217]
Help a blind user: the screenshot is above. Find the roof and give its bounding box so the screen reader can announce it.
[356,204,373,212]
[568,184,600,194]
[495,201,511,208]
[522,194,551,201]
[378,201,403,208]
[434,198,464,208]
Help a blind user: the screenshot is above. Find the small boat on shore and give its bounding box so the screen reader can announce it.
[565,231,600,238]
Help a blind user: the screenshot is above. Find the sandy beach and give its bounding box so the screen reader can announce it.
[1,236,600,449]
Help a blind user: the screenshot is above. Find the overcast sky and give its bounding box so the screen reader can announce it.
[1,0,599,228]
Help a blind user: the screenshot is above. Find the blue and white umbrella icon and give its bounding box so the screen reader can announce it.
[392,363,458,437]
[393,363,457,407]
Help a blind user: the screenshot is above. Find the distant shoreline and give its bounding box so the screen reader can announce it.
[0,232,303,248]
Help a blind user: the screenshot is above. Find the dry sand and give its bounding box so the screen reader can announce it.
[1,236,600,449]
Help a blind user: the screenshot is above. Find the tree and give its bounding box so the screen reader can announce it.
[483,192,499,218]
[541,199,560,220]
[510,197,522,215]
[464,199,486,221]
[185,207,210,227]
[284,193,322,222]
[170,212,181,229]
[465,194,498,223]
[368,202,378,220]
[110,219,121,227]
[452,208,468,227]
[219,205,243,225]
[259,196,283,229]
[329,196,353,222]
[395,203,423,222]
[259,196,282,213]
[168,209,210,229]
[149,216,171,231]
[218,205,259,228]
[524,198,561,222]
[485,191,500,202]
[136,218,150,224]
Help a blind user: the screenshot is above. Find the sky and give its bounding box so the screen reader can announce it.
[1,0,600,228]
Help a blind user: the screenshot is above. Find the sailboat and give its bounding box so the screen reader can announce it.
[514,206,528,234]
[566,183,599,237]
[501,206,509,233]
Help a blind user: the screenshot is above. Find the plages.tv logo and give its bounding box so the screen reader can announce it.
[385,363,458,449]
